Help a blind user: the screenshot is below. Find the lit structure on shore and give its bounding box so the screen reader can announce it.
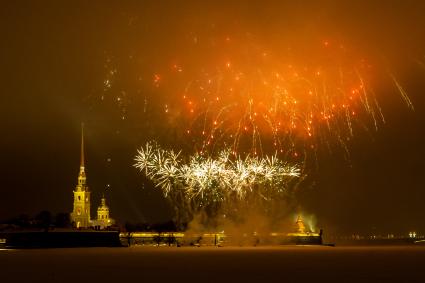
[70,124,114,229]
[92,196,115,229]
[120,215,322,246]
[287,215,320,237]
[70,124,91,228]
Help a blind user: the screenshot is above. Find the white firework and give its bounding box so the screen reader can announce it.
[134,141,301,201]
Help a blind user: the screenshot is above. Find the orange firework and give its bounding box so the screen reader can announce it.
[155,36,388,159]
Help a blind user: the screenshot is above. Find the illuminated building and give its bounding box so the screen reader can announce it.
[295,215,306,234]
[92,195,115,229]
[70,124,91,228]
[70,125,115,229]
[287,215,320,237]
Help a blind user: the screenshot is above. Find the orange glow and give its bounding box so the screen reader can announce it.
[153,36,385,157]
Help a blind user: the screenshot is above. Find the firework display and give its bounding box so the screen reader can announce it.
[146,36,409,159]
[134,141,300,201]
[113,30,416,227]
[99,32,414,161]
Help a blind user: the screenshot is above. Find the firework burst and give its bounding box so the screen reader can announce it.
[148,36,413,161]
[134,141,300,202]
[97,31,414,163]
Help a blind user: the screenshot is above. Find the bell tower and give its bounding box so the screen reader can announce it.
[70,124,91,228]
[96,195,114,229]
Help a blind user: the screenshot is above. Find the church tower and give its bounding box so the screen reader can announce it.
[96,195,114,229]
[70,124,91,228]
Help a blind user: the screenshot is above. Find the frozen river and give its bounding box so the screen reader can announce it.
[1,245,425,282]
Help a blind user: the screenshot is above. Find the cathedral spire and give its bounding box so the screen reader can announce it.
[72,123,91,228]
[77,123,87,188]
[80,123,85,172]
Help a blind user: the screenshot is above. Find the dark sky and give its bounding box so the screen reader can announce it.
[1,0,424,235]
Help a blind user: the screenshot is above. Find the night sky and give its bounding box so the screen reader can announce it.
[1,1,424,235]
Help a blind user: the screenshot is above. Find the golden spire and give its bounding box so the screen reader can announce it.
[76,123,87,189]
[80,123,85,172]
